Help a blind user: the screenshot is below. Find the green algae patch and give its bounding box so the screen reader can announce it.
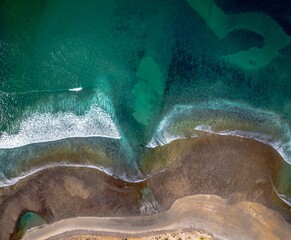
[132,56,164,125]
[12,212,46,240]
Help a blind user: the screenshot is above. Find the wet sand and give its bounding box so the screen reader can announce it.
[0,135,291,239]
[23,195,291,240]
[142,135,291,215]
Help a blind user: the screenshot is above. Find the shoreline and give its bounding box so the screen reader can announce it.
[0,162,141,189]
[1,135,291,239]
[1,129,290,188]
[23,195,291,240]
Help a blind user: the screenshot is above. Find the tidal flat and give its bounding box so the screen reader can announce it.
[1,135,291,239]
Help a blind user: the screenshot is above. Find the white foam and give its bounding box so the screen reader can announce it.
[0,162,147,188]
[216,129,291,163]
[146,134,187,148]
[147,101,291,164]
[0,105,121,149]
[146,105,190,147]
[270,180,291,207]
[278,194,291,206]
[0,163,113,188]
[195,124,213,133]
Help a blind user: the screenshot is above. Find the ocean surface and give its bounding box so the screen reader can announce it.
[0,0,291,198]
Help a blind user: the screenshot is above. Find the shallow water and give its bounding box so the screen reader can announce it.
[13,212,46,239]
[0,0,290,195]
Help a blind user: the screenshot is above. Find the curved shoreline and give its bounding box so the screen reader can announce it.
[23,195,291,240]
[1,135,291,239]
[1,100,290,191]
[1,128,291,188]
[0,163,139,188]
[147,101,291,164]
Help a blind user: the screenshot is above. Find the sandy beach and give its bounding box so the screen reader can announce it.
[0,135,290,240]
[23,195,291,240]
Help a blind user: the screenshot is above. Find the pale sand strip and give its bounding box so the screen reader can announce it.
[52,230,213,240]
[23,195,291,240]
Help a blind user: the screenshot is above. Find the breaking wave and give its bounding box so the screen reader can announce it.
[0,88,120,149]
[0,105,120,149]
[147,100,291,164]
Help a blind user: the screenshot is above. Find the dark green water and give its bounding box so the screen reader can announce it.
[0,0,290,195]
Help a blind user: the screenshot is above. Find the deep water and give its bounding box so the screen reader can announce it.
[0,0,290,197]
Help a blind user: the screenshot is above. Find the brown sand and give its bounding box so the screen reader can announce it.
[23,195,291,240]
[0,135,291,239]
[142,135,291,215]
[0,167,145,240]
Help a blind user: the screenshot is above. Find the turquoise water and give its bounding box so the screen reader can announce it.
[14,212,46,239]
[0,0,290,193]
